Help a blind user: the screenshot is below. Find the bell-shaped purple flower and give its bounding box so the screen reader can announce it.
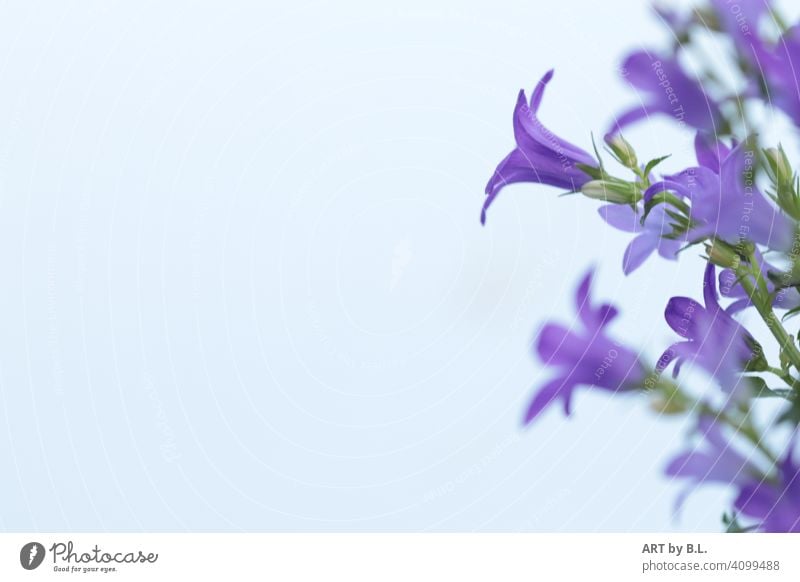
[736,442,800,532]
[644,136,795,252]
[751,25,800,127]
[667,416,800,532]
[709,0,772,65]
[525,269,647,424]
[659,263,756,394]
[610,51,723,134]
[482,70,598,224]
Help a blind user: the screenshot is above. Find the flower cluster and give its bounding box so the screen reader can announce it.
[483,0,800,532]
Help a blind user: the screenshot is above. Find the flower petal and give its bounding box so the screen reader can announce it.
[694,131,730,172]
[622,234,657,275]
[523,377,574,424]
[664,297,703,337]
[598,204,641,233]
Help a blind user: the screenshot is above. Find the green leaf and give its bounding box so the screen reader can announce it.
[642,190,690,224]
[778,397,800,426]
[782,304,800,322]
[722,511,756,533]
[643,154,672,177]
[590,132,605,171]
[575,163,604,180]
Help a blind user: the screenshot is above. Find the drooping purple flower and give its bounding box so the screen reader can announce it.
[659,263,755,394]
[653,4,693,39]
[666,415,761,510]
[609,51,723,134]
[644,136,795,252]
[482,70,598,225]
[598,202,685,275]
[667,416,800,532]
[737,441,800,532]
[525,269,647,424]
[709,0,772,65]
[718,247,800,313]
[751,25,800,127]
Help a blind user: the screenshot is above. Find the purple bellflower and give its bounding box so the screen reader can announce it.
[737,442,800,532]
[610,51,723,135]
[710,0,772,65]
[659,263,756,395]
[644,136,795,252]
[525,269,647,424]
[482,70,598,225]
[667,416,800,532]
[751,25,800,127]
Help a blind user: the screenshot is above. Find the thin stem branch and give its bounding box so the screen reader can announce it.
[736,252,800,379]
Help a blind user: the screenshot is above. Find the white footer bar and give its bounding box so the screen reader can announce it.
[1,533,796,581]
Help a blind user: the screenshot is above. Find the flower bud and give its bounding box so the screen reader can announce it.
[604,133,638,169]
[704,240,742,270]
[764,146,793,186]
[646,379,690,415]
[763,146,800,221]
[649,395,690,415]
[581,179,639,204]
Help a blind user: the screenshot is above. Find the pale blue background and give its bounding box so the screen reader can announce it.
[0,0,789,531]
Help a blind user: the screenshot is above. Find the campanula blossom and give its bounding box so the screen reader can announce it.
[525,269,647,424]
[710,0,772,65]
[751,25,800,126]
[736,441,800,532]
[667,416,800,532]
[658,263,755,395]
[482,69,598,224]
[644,137,795,252]
[610,51,722,134]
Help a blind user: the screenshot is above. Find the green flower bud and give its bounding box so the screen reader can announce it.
[581,179,639,204]
[647,379,690,415]
[649,395,690,415]
[763,146,800,220]
[764,146,793,186]
[704,240,742,270]
[604,134,638,169]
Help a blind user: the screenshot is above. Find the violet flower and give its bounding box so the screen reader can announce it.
[598,203,684,275]
[709,0,772,65]
[644,136,795,252]
[526,269,647,424]
[659,263,755,395]
[667,416,800,532]
[737,442,800,532]
[610,51,722,134]
[750,25,800,126]
[482,69,598,225]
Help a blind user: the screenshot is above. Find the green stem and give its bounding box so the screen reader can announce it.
[766,366,800,392]
[697,403,778,465]
[653,381,778,465]
[737,253,800,377]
